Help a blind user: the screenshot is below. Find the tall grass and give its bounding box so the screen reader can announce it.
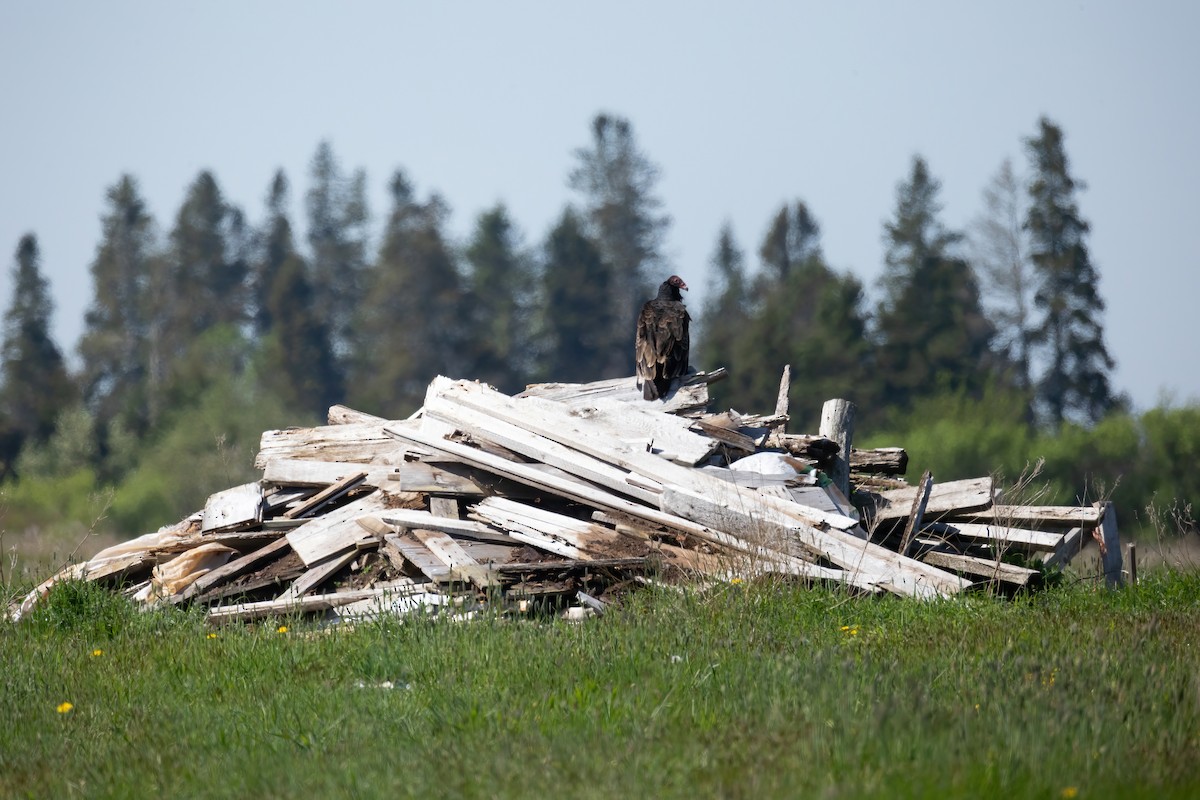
[3,572,1198,799]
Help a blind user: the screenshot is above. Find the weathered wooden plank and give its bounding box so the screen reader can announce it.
[283,471,368,520]
[201,483,264,533]
[922,521,1065,552]
[517,370,722,414]
[382,533,451,582]
[327,405,386,425]
[385,462,489,496]
[870,477,994,524]
[849,447,909,476]
[255,421,407,468]
[278,547,364,601]
[262,458,405,488]
[956,504,1102,527]
[421,396,663,506]
[205,581,429,624]
[469,497,613,560]
[379,509,518,545]
[410,528,497,589]
[174,537,293,604]
[286,492,388,566]
[1041,527,1086,569]
[898,471,934,557]
[918,550,1040,587]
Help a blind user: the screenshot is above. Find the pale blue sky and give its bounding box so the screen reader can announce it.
[2,1,1196,411]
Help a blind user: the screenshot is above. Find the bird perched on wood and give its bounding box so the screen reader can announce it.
[635,275,690,401]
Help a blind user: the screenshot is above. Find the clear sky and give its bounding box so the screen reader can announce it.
[2,1,1196,411]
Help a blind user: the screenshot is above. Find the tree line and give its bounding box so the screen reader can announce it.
[3,112,1173,541]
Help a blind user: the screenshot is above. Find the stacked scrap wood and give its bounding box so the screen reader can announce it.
[9,371,1120,624]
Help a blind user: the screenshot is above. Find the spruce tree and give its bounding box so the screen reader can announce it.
[568,114,670,376]
[462,204,536,392]
[78,174,159,439]
[253,170,342,416]
[535,208,617,383]
[1024,117,1118,426]
[733,202,873,416]
[306,141,370,363]
[876,157,995,411]
[159,171,251,409]
[349,170,463,415]
[0,234,74,478]
[697,222,750,380]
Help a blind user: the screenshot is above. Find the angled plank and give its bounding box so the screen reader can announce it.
[382,532,452,582]
[278,547,363,601]
[283,471,368,519]
[898,471,934,557]
[174,537,293,604]
[286,492,388,566]
[410,528,497,589]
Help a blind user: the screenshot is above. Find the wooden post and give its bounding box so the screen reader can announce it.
[1127,542,1137,586]
[1095,501,1122,588]
[774,365,791,419]
[819,398,856,500]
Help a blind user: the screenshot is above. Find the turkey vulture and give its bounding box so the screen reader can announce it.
[635,275,690,400]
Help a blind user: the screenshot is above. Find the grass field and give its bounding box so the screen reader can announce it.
[3,570,1198,799]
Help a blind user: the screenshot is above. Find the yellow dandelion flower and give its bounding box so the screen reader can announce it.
[730,577,744,585]
[277,625,288,634]
[850,628,859,636]
[56,702,74,714]
[1060,787,1078,799]
[840,625,850,631]
[91,648,103,657]
[207,632,218,639]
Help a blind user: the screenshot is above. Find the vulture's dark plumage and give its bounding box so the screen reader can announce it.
[636,275,690,401]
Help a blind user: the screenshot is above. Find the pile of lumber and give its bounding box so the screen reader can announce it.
[9,371,1120,624]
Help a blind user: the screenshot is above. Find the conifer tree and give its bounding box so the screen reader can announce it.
[78,175,158,439]
[158,171,251,409]
[306,141,370,362]
[698,222,750,379]
[349,170,463,415]
[970,158,1034,390]
[535,208,617,383]
[0,234,74,478]
[253,170,342,416]
[462,204,536,392]
[876,157,994,410]
[568,113,670,376]
[1024,117,1118,426]
[734,202,873,415]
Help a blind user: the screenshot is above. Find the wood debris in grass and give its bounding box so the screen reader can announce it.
[8,369,1121,624]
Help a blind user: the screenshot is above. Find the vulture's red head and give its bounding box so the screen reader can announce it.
[657,275,688,301]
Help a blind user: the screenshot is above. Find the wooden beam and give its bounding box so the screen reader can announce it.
[818,398,856,500]
[898,471,933,557]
